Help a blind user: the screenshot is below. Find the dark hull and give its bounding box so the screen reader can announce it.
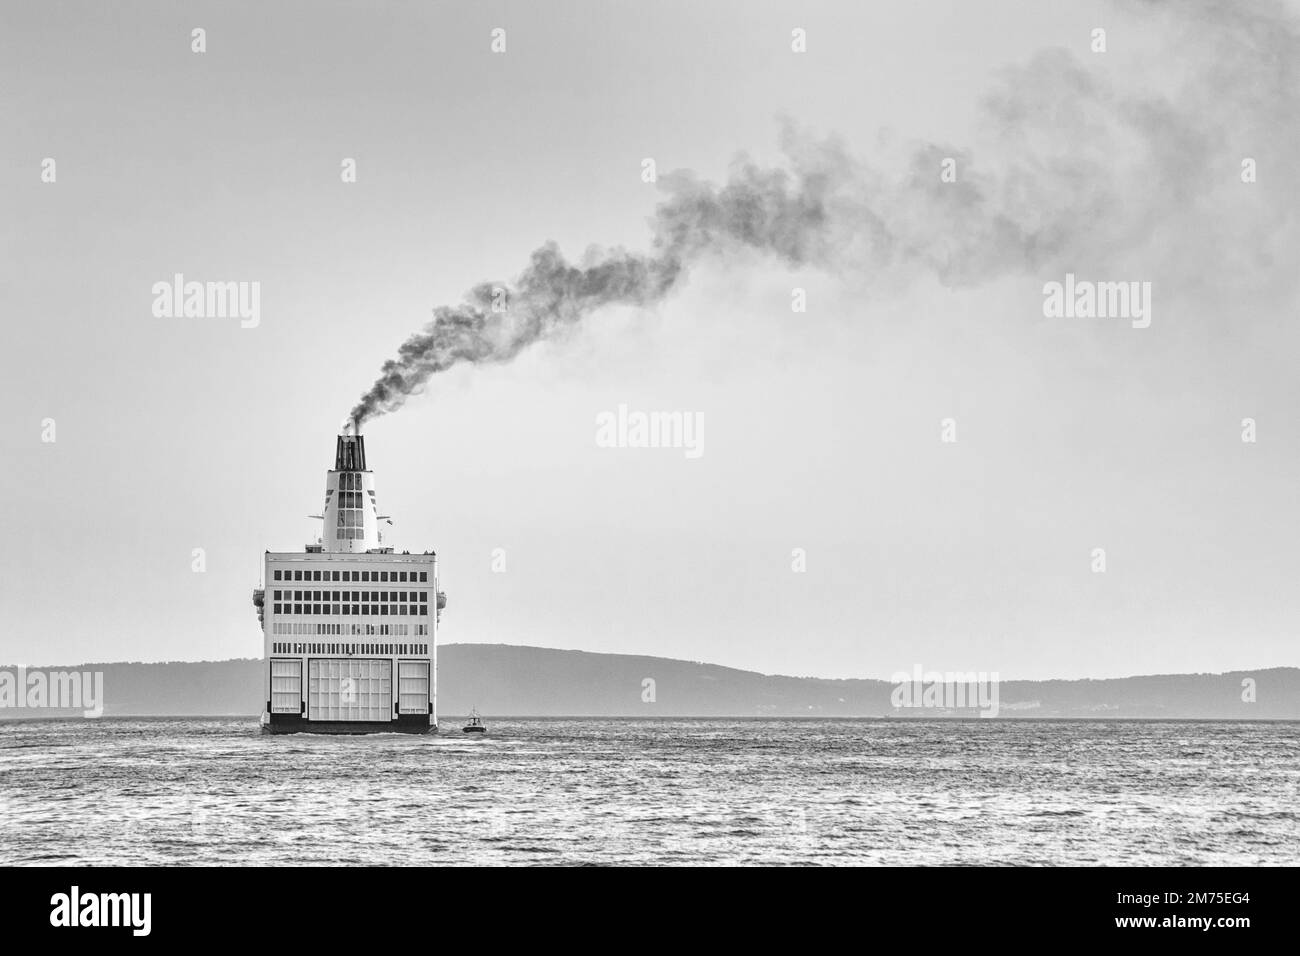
[462,726,486,734]
[264,714,436,735]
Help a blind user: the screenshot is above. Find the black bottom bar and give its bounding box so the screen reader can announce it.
[0,865,1284,943]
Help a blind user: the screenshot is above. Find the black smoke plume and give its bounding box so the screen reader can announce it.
[348,0,1300,427]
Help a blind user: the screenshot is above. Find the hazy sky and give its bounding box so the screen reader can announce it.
[3,0,1297,679]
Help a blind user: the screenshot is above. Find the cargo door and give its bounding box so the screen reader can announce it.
[308,659,392,721]
[398,661,429,715]
[270,659,302,714]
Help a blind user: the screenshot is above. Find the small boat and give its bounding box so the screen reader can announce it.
[462,708,487,734]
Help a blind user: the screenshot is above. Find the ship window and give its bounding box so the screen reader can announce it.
[361,571,369,582]
[342,605,350,616]
[419,592,427,602]
[331,571,338,581]
[292,604,301,614]
[322,605,330,616]
[273,570,281,581]
[399,572,407,582]
[419,605,427,616]
[274,604,281,614]
[313,604,321,614]
[351,604,360,615]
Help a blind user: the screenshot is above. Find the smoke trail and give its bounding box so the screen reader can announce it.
[347,148,855,425]
[348,0,1300,427]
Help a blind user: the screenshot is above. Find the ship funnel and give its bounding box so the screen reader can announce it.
[325,429,379,552]
[335,431,367,471]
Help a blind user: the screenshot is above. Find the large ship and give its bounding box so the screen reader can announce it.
[252,426,445,734]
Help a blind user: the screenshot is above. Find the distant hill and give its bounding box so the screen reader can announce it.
[2,645,1296,719]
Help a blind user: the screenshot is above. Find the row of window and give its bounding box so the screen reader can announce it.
[271,622,417,636]
[271,642,429,656]
[273,569,429,583]
[274,590,426,603]
[274,603,429,616]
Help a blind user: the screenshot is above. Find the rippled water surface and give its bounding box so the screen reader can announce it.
[2,718,1297,865]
